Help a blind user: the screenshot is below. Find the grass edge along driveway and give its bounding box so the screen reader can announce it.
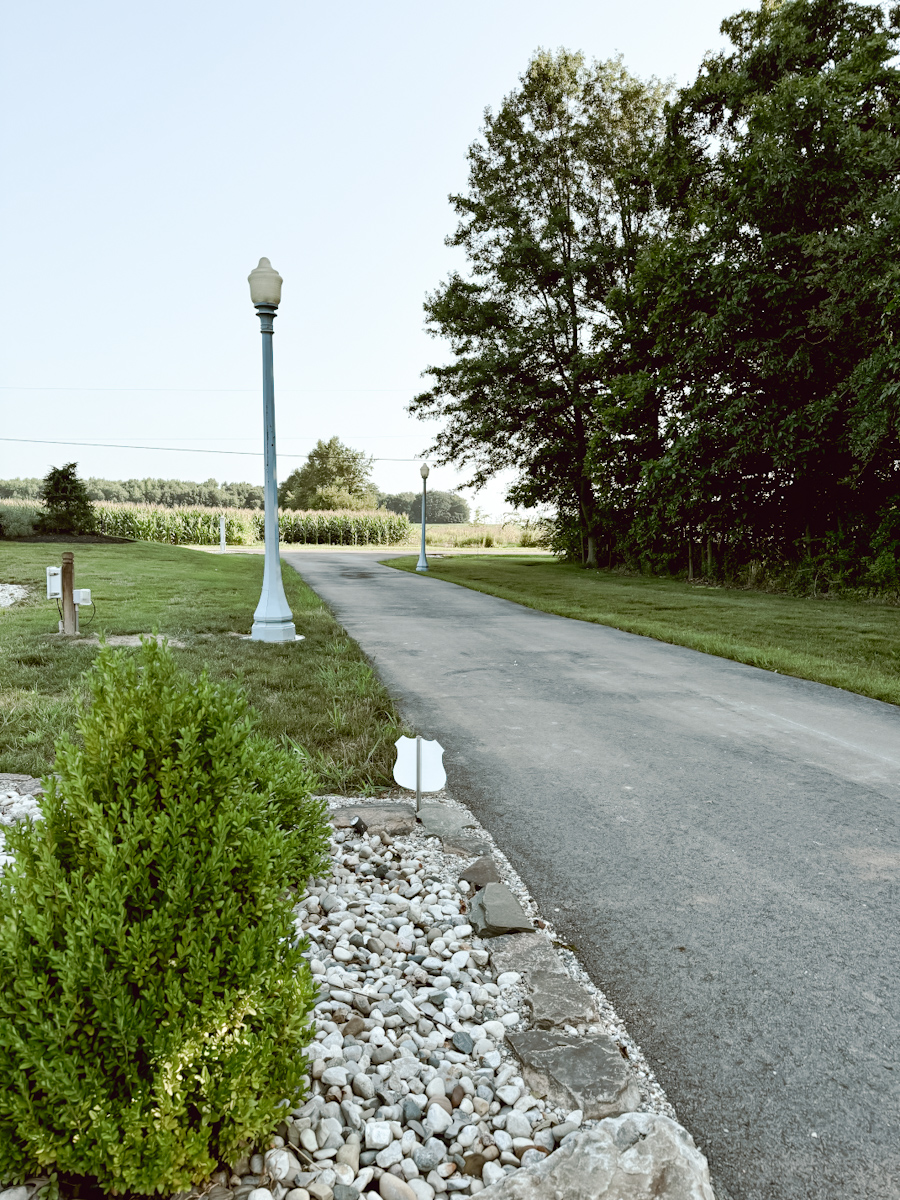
[385,554,900,707]
[0,541,410,789]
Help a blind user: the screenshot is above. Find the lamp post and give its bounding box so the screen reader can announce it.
[416,463,429,573]
[248,257,296,642]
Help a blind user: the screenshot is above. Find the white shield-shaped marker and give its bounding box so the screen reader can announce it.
[393,735,446,794]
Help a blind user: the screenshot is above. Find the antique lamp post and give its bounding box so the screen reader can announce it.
[248,257,296,642]
[416,462,430,573]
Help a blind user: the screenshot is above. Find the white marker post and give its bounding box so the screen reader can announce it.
[393,735,446,813]
[219,514,226,553]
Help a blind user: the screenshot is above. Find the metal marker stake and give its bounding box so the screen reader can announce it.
[220,514,226,553]
[416,734,422,813]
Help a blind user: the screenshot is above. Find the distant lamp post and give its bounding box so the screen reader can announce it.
[248,257,296,642]
[416,463,430,573]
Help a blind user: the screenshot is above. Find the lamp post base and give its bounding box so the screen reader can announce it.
[250,619,297,643]
[415,560,429,573]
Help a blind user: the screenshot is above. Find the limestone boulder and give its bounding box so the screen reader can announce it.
[478,1115,716,1199]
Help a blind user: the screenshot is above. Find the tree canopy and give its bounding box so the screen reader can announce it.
[629,0,900,574]
[408,490,471,524]
[413,4,900,590]
[278,438,378,511]
[0,477,265,509]
[410,49,669,564]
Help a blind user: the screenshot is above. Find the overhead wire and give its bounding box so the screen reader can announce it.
[0,437,420,462]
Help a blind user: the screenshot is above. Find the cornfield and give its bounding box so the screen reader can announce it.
[93,502,410,546]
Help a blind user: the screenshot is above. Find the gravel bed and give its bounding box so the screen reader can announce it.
[0,584,28,608]
[217,792,674,1200]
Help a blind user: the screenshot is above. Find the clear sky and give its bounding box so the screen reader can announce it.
[2,0,739,518]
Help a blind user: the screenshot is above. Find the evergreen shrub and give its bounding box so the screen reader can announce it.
[0,639,330,1195]
[34,463,97,535]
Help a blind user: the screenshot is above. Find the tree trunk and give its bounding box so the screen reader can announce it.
[688,537,693,581]
[585,535,598,568]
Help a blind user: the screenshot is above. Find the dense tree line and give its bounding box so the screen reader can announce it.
[0,476,265,509]
[413,0,900,591]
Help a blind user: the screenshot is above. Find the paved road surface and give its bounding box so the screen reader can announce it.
[285,550,900,1200]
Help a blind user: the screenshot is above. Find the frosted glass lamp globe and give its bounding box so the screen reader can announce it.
[248,257,283,306]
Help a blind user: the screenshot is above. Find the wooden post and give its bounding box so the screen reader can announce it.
[61,552,76,635]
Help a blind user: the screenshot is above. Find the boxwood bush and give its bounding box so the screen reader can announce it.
[0,639,330,1195]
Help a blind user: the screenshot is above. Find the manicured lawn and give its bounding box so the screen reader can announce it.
[0,542,409,789]
[386,554,900,706]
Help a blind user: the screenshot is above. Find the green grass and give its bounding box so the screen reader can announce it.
[0,542,410,789]
[386,554,900,706]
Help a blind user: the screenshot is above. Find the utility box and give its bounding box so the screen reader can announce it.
[46,567,62,599]
[73,589,91,606]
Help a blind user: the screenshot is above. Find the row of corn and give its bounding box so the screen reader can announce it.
[92,502,411,546]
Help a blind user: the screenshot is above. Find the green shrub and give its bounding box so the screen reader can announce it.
[0,639,329,1195]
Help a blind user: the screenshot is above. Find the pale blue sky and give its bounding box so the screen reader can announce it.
[2,0,739,516]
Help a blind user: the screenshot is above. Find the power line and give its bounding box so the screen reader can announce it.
[0,385,411,394]
[0,437,420,462]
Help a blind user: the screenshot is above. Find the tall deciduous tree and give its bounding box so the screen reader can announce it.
[278,437,377,511]
[410,50,668,565]
[635,0,900,564]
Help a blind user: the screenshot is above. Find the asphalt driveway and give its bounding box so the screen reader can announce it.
[284,550,900,1200]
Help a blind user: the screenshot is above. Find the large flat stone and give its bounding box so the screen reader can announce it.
[418,803,477,839]
[441,831,492,858]
[331,804,416,837]
[468,883,533,938]
[478,1116,716,1199]
[527,969,595,1028]
[489,932,595,1027]
[507,1029,639,1119]
[489,931,567,976]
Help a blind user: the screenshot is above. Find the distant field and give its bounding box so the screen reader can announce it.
[386,554,900,706]
[0,500,549,550]
[0,499,410,547]
[411,521,550,549]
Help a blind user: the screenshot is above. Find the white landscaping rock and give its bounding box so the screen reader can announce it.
[477,1116,715,1198]
[0,584,27,609]
[216,793,693,1200]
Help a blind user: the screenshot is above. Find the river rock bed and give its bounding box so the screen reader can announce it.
[217,794,678,1200]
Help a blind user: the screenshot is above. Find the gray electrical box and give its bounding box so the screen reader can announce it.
[73,589,91,606]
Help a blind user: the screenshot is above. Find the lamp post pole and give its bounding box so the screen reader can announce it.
[248,257,296,642]
[416,463,429,573]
